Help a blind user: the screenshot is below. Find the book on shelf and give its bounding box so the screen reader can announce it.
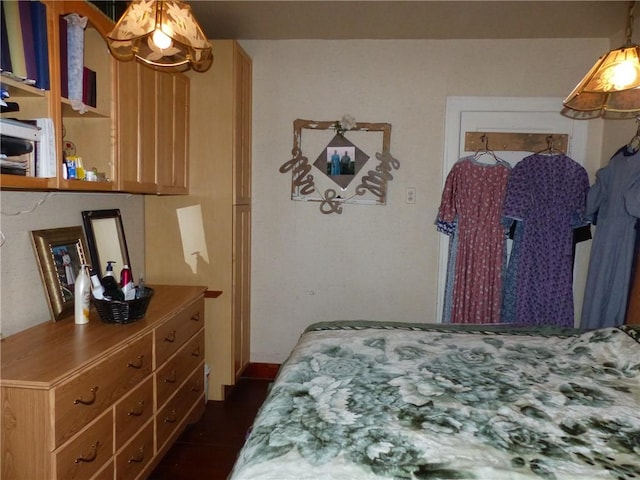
[30,0,50,90]
[83,67,97,108]
[3,0,28,80]
[59,14,68,98]
[0,3,13,74]
[18,1,38,84]
[1,1,49,89]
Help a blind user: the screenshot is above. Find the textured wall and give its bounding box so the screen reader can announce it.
[0,192,144,336]
[242,37,628,363]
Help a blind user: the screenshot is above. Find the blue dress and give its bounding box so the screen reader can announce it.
[581,146,640,329]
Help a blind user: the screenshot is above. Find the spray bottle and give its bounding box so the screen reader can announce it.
[120,265,135,301]
[74,264,91,324]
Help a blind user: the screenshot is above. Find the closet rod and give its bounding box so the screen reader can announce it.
[464,132,569,153]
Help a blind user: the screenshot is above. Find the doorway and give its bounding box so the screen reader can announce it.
[437,96,590,325]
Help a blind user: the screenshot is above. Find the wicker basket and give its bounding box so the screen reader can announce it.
[93,287,154,324]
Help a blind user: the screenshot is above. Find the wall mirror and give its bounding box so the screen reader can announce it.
[82,209,131,279]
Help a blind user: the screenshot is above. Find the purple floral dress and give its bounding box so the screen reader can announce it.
[502,153,589,327]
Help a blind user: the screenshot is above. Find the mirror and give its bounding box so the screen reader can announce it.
[82,209,131,280]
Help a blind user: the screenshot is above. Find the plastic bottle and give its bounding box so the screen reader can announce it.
[74,264,91,324]
[104,261,116,277]
[89,268,105,300]
[102,261,124,301]
[120,265,135,300]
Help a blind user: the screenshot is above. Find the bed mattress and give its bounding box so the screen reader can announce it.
[229,321,640,479]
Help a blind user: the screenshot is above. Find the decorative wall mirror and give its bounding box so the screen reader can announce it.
[279,117,400,214]
[82,209,131,279]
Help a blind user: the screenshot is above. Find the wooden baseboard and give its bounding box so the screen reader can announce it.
[241,362,280,380]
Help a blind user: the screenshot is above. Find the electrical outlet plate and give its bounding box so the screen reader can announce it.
[406,187,416,204]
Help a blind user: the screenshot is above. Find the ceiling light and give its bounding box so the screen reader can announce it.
[107,0,213,73]
[563,1,640,119]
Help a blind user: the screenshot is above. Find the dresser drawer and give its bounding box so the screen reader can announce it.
[156,329,205,407]
[54,409,113,480]
[155,298,204,366]
[115,420,154,480]
[92,460,114,480]
[114,376,154,450]
[156,365,205,450]
[54,333,153,447]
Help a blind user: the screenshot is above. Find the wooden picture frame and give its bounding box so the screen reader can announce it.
[279,119,400,214]
[31,226,88,321]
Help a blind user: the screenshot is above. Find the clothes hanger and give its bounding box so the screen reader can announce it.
[472,133,500,164]
[627,117,640,154]
[536,135,563,156]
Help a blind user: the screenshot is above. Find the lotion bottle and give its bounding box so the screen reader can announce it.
[89,268,105,300]
[74,264,91,324]
[102,261,124,301]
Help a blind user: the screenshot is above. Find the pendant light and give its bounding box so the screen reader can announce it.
[107,0,213,73]
[563,1,640,119]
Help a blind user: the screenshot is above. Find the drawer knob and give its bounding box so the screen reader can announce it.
[191,380,202,393]
[191,312,200,322]
[164,330,176,343]
[164,409,177,424]
[74,386,98,406]
[127,355,144,369]
[163,370,177,384]
[75,441,100,463]
[128,446,145,464]
[191,346,200,357]
[127,401,145,417]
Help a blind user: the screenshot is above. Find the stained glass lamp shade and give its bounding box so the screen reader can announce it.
[107,0,213,73]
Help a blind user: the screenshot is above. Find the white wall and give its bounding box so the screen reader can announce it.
[243,37,631,364]
[0,192,144,336]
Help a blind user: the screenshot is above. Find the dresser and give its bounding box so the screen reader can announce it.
[1,285,206,480]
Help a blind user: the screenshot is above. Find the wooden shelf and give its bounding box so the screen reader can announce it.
[0,174,55,190]
[0,74,46,98]
[61,98,110,118]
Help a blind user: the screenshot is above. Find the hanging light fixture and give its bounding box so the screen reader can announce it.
[107,0,213,73]
[563,1,640,119]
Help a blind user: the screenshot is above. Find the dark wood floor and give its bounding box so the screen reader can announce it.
[148,378,271,480]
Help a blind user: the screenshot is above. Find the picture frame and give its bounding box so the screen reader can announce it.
[31,226,88,321]
[279,119,400,214]
[81,209,132,280]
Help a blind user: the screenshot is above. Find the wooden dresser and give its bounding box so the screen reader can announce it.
[1,285,207,480]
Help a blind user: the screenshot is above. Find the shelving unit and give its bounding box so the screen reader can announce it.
[1,1,188,194]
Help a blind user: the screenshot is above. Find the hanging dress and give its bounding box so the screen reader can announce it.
[581,146,640,329]
[436,156,511,324]
[502,153,589,328]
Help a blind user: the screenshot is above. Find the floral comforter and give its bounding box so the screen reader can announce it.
[229,322,640,480]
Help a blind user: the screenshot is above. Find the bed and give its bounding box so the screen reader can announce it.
[229,321,640,480]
